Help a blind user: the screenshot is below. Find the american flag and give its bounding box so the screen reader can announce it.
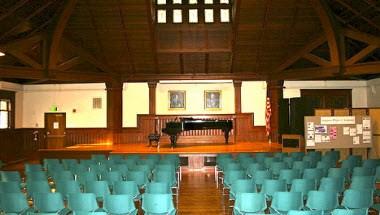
[265,97,271,137]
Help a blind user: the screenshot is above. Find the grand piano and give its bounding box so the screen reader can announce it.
[162,118,233,147]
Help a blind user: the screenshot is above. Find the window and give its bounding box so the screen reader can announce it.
[189,0,197,4]
[204,9,214,23]
[157,9,167,23]
[173,9,183,23]
[220,0,229,4]
[0,99,11,129]
[189,9,198,23]
[220,9,230,22]
[204,0,213,4]
[173,0,182,4]
[157,0,166,5]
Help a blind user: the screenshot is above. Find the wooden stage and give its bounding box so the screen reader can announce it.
[39,141,282,159]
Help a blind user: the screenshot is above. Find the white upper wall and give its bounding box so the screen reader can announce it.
[284,80,369,108]
[21,83,107,128]
[367,78,380,107]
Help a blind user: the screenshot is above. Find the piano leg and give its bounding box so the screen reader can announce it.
[169,135,177,147]
[223,129,229,144]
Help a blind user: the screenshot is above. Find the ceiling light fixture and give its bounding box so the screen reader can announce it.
[0,52,5,56]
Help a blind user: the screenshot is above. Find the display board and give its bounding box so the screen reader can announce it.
[304,116,372,149]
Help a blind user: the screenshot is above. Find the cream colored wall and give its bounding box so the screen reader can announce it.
[156,82,235,115]
[122,83,149,127]
[21,84,107,128]
[241,81,267,126]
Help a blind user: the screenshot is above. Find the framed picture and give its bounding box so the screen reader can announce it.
[168,90,186,109]
[205,90,221,110]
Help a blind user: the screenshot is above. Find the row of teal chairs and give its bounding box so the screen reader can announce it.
[0,192,176,215]
[233,189,372,215]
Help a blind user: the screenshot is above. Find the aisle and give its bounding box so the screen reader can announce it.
[177,168,232,215]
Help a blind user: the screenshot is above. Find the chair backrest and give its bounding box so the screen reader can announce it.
[362,159,380,169]
[153,170,176,186]
[287,210,323,215]
[55,180,81,198]
[67,193,99,212]
[33,192,65,213]
[223,170,246,186]
[350,176,375,190]
[127,170,148,188]
[0,192,29,213]
[52,170,75,181]
[270,162,288,176]
[61,159,78,169]
[0,171,21,182]
[91,154,107,162]
[302,168,323,182]
[84,180,110,199]
[342,189,373,209]
[279,169,301,185]
[271,191,303,213]
[229,179,256,200]
[319,177,345,193]
[0,181,21,193]
[142,193,176,214]
[26,170,48,181]
[352,167,375,177]
[27,180,51,198]
[292,161,310,173]
[327,168,348,179]
[331,209,355,215]
[113,181,140,198]
[104,194,137,215]
[234,192,267,213]
[261,179,287,198]
[145,181,171,194]
[289,152,305,161]
[76,171,98,186]
[290,179,316,198]
[252,170,272,186]
[306,190,338,211]
[24,163,43,172]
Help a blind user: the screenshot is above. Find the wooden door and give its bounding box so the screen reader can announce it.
[45,112,66,149]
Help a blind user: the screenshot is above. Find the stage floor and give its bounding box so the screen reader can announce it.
[65,141,281,154]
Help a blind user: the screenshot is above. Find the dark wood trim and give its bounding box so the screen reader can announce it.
[106,80,123,132]
[148,81,157,115]
[267,80,284,142]
[233,80,242,114]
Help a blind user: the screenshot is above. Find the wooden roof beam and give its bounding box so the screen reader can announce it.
[343,28,380,46]
[0,66,44,79]
[0,0,29,22]
[274,66,340,80]
[157,48,231,53]
[229,0,242,73]
[345,45,377,65]
[311,0,343,66]
[6,50,42,69]
[62,38,113,74]
[48,0,78,70]
[303,53,331,67]
[273,34,327,72]
[145,0,159,74]
[0,1,54,41]
[57,56,81,71]
[344,62,380,76]
[0,34,43,51]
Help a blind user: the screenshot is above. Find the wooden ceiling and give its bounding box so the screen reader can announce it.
[0,0,379,84]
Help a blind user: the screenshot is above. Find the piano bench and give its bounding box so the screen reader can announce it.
[148,133,160,147]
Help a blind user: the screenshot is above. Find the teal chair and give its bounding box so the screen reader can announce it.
[264,157,279,169]
[288,210,322,215]
[260,179,287,200]
[0,181,22,193]
[290,152,305,161]
[0,171,22,182]
[67,193,102,215]
[108,154,125,161]
[229,179,256,200]
[251,170,272,189]
[113,181,140,200]
[61,159,78,170]
[255,152,270,164]
[142,193,176,215]
[293,161,311,174]
[318,177,345,193]
[51,170,75,181]
[111,164,129,178]
[331,209,354,215]
[43,159,60,170]
[26,171,48,182]
[91,154,107,162]
[145,182,171,194]
[328,168,349,181]
[350,176,375,190]
[283,157,295,168]
[55,180,81,199]
[362,159,380,169]
[376,166,380,182]
[76,171,98,187]
[270,192,303,214]
[246,163,265,178]
[279,169,301,187]
[103,194,137,215]
[270,162,288,178]
[24,163,43,173]
[223,170,246,190]
[306,190,339,214]
[0,192,31,215]
[233,192,267,214]
[341,189,373,215]
[26,180,51,198]
[127,170,149,188]
[352,167,375,177]
[302,168,324,185]
[290,179,316,200]
[32,192,67,215]
[153,170,177,188]
[100,171,123,188]
[84,181,110,201]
